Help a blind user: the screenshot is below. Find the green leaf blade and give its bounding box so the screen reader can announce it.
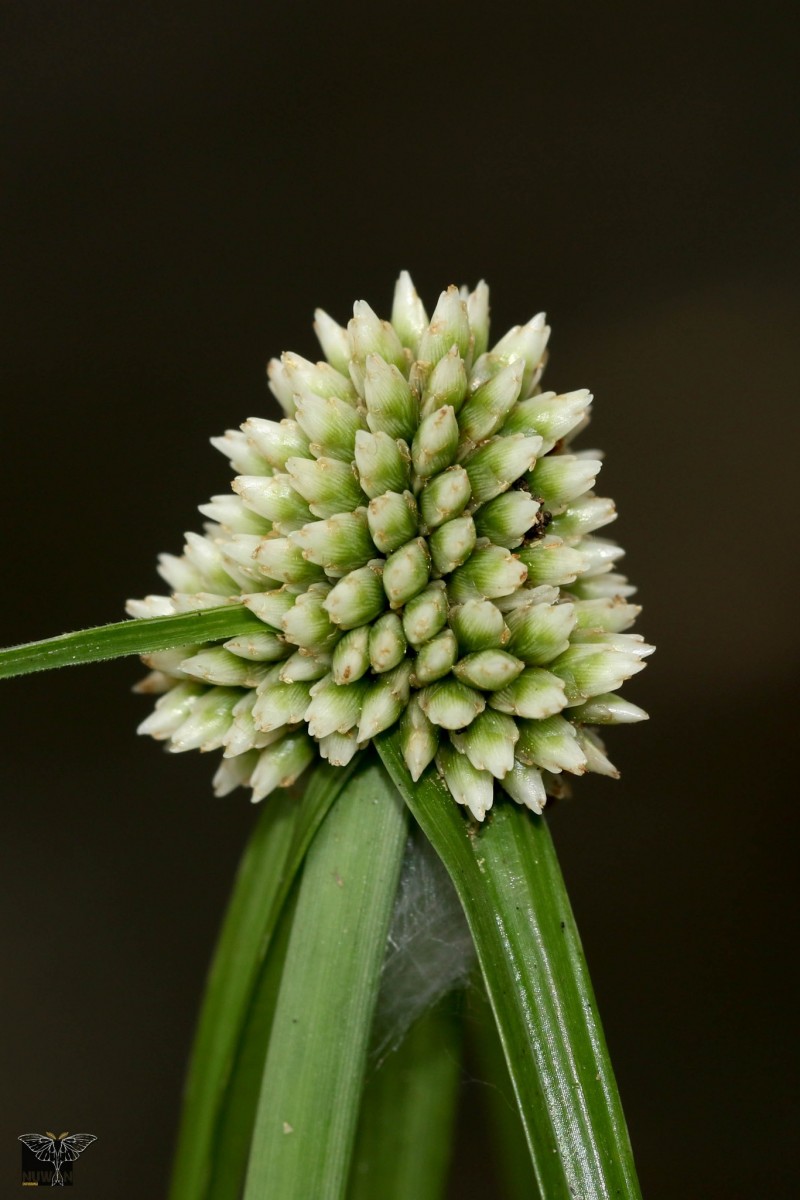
[377,730,642,1200]
[244,755,408,1200]
[170,759,358,1200]
[0,605,268,678]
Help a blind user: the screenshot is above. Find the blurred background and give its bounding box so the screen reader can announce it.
[1,1,798,1196]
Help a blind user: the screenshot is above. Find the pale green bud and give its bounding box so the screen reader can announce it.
[364,353,418,441]
[155,551,205,595]
[213,751,259,798]
[211,429,272,476]
[331,625,371,684]
[141,645,202,676]
[278,649,333,683]
[243,587,296,629]
[466,280,490,360]
[243,417,311,470]
[458,358,524,447]
[451,709,518,778]
[453,649,523,691]
[435,741,494,822]
[548,495,616,541]
[411,405,459,478]
[137,681,204,740]
[252,680,313,732]
[504,390,592,454]
[285,456,364,519]
[367,490,418,554]
[318,728,363,767]
[465,434,542,505]
[180,647,270,688]
[428,516,476,574]
[549,644,648,704]
[198,494,270,536]
[169,687,239,753]
[528,455,601,509]
[420,347,469,419]
[515,715,587,775]
[369,611,407,673]
[223,691,286,759]
[267,357,296,415]
[399,695,439,781]
[574,727,620,778]
[254,536,327,587]
[224,628,290,662]
[500,760,547,814]
[490,312,550,396]
[233,474,312,529]
[323,562,387,629]
[282,352,357,404]
[518,536,587,586]
[382,538,431,608]
[290,509,375,575]
[449,599,508,652]
[569,572,637,600]
[410,628,459,685]
[391,270,429,354]
[294,391,365,461]
[576,536,626,577]
[494,583,560,614]
[418,677,485,730]
[417,286,471,368]
[304,674,368,738]
[448,544,527,603]
[505,600,577,665]
[569,693,648,724]
[419,466,472,529]
[250,731,315,802]
[281,584,339,649]
[186,531,251,592]
[358,661,412,740]
[474,490,541,549]
[219,534,274,588]
[313,308,352,375]
[489,666,567,719]
[402,581,448,646]
[348,300,408,377]
[353,430,411,499]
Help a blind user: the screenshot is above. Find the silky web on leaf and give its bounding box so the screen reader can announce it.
[130,272,653,821]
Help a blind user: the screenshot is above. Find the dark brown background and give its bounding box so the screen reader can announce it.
[1,2,798,1196]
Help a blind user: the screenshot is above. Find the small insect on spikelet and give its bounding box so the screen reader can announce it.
[130,273,652,820]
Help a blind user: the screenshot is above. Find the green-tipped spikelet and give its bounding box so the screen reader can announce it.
[130,274,652,819]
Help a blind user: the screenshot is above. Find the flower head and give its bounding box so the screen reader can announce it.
[130,273,652,820]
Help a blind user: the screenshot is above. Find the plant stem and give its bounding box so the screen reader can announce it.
[243,755,408,1200]
[169,759,357,1200]
[377,730,642,1200]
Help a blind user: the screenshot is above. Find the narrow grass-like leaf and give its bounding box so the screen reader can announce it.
[467,981,539,1200]
[244,755,408,1200]
[207,882,299,1200]
[0,606,267,678]
[348,1002,462,1200]
[376,730,642,1200]
[170,759,357,1200]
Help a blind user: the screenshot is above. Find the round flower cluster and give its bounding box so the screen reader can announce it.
[129,273,652,821]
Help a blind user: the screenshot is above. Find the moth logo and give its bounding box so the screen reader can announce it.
[18,1132,97,1187]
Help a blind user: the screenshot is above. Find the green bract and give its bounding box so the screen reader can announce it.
[130,273,652,820]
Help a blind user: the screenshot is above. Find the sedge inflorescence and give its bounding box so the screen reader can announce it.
[130,273,652,821]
